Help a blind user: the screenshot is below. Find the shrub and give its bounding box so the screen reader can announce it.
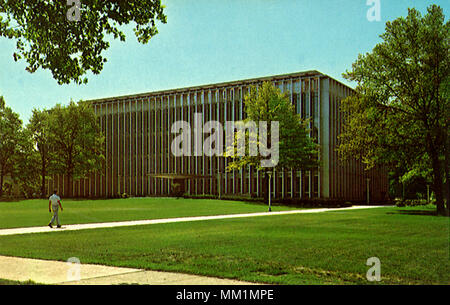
[395,199,430,207]
[276,198,353,208]
[170,182,184,198]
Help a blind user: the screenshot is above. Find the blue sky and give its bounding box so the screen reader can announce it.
[0,0,448,124]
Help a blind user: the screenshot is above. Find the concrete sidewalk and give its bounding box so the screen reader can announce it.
[0,205,384,237]
[0,255,253,285]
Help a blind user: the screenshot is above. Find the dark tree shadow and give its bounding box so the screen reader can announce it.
[387,209,438,216]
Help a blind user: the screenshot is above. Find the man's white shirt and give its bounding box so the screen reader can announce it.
[49,194,61,208]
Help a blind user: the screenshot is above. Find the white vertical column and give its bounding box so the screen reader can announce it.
[112,102,115,197]
[148,97,151,194]
[223,89,227,194]
[129,100,132,196]
[111,102,115,198]
[299,78,303,199]
[94,104,98,197]
[202,90,205,194]
[167,95,170,194]
[105,102,108,198]
[291,79,298,198]
[117,101,120,196]
[209,90,213,194]
[247,87,251,195]
[135,100,138,196]
[317,78,321,198]
[281,80,285,199]
[187,93,191,194]
[181,94,184,174]
[110,102,114,197]
[123,101,126,195]
[239,86,243,194]
[174,95,177,176]
[142,99,145,196]
[308,78,312,198]
[194,92,198,195]
[153,98,157,193]
[216,89,220,195]
[231,87,236,194]
[319,77,331,199]
[160,96,164,194]
[256,83,260,198]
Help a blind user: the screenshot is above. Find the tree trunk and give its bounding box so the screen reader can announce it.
[430,151,446,216]
[67,171,73,198]
[262,172,269,204]
[40,147,47,198]
[67,151,74,198]
[444,131,450,215]
[0,169,3,198]
[41,158,47,198]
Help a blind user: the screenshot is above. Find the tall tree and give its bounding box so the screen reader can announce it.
[0,96,25,196]
[26,109,52,197]
[0,1,167,84]
[11,127,41,198]
[48,100,104,197]
[226,82,319,202]
[339,5,449,215]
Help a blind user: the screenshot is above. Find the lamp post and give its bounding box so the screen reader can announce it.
[268,171,273,212]
[217,172,221,199]
[118,174,121,197]
[366,178,370,205]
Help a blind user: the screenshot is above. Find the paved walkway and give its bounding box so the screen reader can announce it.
[0,255,253,285]
[0,205,383,236]
[0,205,385,285]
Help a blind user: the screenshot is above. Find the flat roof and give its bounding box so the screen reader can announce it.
[89,70,351,104]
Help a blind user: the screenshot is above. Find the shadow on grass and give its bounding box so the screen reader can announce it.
[387,209,438,216]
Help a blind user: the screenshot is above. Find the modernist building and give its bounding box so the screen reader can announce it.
[48,70,388,202]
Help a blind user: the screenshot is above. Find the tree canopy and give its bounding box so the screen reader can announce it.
[0,96,27,196]
[339,5,449,215]
[226,82,319,173]
[26,109,52,197]
[47,100,104,197]
[0,1,167,84]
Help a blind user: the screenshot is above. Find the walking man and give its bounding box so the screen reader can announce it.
[48,190,63,228]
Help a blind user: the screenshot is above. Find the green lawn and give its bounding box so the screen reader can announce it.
[0,197,297,229]
[0,279,41,285]
[0,203,448,285]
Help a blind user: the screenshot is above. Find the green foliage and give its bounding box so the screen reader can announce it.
[0,1,167,84]
[339,5,449,215]
[0,279,42,285]
[12,128,41,198]
[226,82,319,173]
[395,199,433,207]
[46,100,105,196]
[0,98,104,198]
[26,109,52,197]
[170,182,184,197]
[0,97,29,196]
